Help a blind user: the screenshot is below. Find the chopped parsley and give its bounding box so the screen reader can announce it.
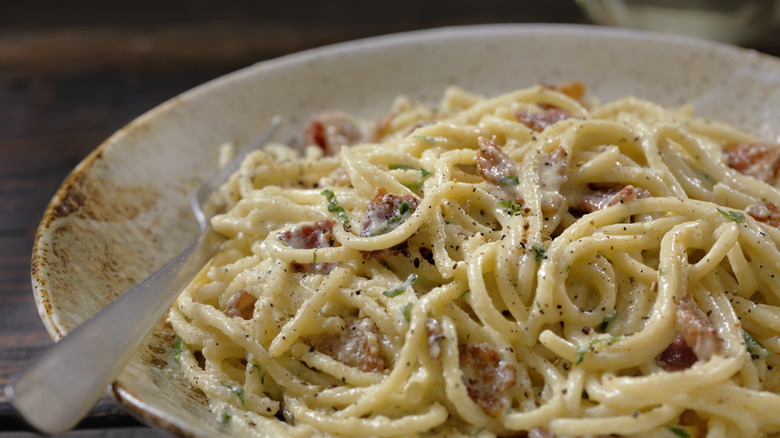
[403,302,413,322]
[414,135,437,145]
[499,175,520,186]
[173,334,187,362]
[221,382,246,407]
[575,336,621,365]
[500,200,523,216]
[531,242,546,261]
[384,273,419,297]
[220,409,232,424]
[321,190,350,224]
[744,330,770,360]
[599,310,618,331]
[251,364,266,384]
[390,164,431,190]
[717,208,745,223]
[388,201,414,225]
[665,425,690,438]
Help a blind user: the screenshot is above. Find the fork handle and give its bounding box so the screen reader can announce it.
[5,228,222,434]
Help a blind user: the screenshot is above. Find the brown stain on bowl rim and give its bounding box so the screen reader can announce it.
[31,107,169,340]
[29,86,209,437]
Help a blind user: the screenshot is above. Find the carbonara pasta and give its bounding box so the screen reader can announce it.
[169,83,780,437]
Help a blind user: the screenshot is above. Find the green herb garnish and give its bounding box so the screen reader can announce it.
[744,330,770,360]
[322,189,351,224]
[220,409,232,424]
[173,334,187,362]
[221,382,246,407]
[531,242,546,261]
[251,364,266,384]
[414,135,437,145]
[499,200,523,216]
[403,302,413,322]
[600,310,618,331]
[389,164,415,170]
[384,273,419,297]
[717,208,745,223]
[499,175,520,186]
[665,425,691,438]
[390,164,432,189]
[575,336,621,365]
[388,201,414,225]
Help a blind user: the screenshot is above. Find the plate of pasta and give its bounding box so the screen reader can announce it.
[32,24,780,437]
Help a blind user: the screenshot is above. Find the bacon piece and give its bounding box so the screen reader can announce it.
[307,317,385,373]
[516,108,573,132]
[360,187,420,237]
[746,201,780,228]
[459,343,517,416]
[277,220,336,273]
[368,113,396,142]
[656,295,722,371]
[725,142,780,185]
[225,288,256,319]
[574,184,651,214]
[425,317,443,359]
[304,110,364,156]
[476,137,523,199]
[546,80,586,102]
[678,294,722,360]
[359,187,420,260]
[657,333,698,372]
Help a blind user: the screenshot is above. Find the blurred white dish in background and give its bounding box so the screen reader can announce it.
[577,0,780,44]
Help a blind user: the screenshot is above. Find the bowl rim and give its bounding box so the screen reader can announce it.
[29,22,780,437]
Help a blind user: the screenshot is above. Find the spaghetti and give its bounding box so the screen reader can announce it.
[170,83,780,437]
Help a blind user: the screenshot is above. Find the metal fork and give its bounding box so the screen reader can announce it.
[5,117,280,434]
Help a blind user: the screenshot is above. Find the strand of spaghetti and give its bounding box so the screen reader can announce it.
[268,267,351,356]
[286,396,449,437]
[332,309,426,418]
[550,404,682,437]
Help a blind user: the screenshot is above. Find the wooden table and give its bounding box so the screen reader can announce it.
[1,2,778,436]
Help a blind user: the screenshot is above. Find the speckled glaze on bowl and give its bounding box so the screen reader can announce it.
[31,24,780,437]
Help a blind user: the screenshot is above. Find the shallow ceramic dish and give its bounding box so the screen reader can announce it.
[31,24,780,437]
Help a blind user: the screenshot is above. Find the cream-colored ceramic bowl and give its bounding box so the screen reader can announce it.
[31,24,780,437]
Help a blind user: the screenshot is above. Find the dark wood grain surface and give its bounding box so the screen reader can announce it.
[1,1,778,436]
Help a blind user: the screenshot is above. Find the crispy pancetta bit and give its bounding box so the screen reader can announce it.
[304,110,365,156]
[516,108,574,132]
[746,201,780,228]
[277,219,337,274]
[307,317,385,373]
[725,142,780,185]
[516,81,584,132]
[573,184,651,215]
[475,136,523,200]
[657,294,723,371]
[359,187,420,260]
[459,342,517,417]
[225,288,257,320]
[543,80,586,103]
